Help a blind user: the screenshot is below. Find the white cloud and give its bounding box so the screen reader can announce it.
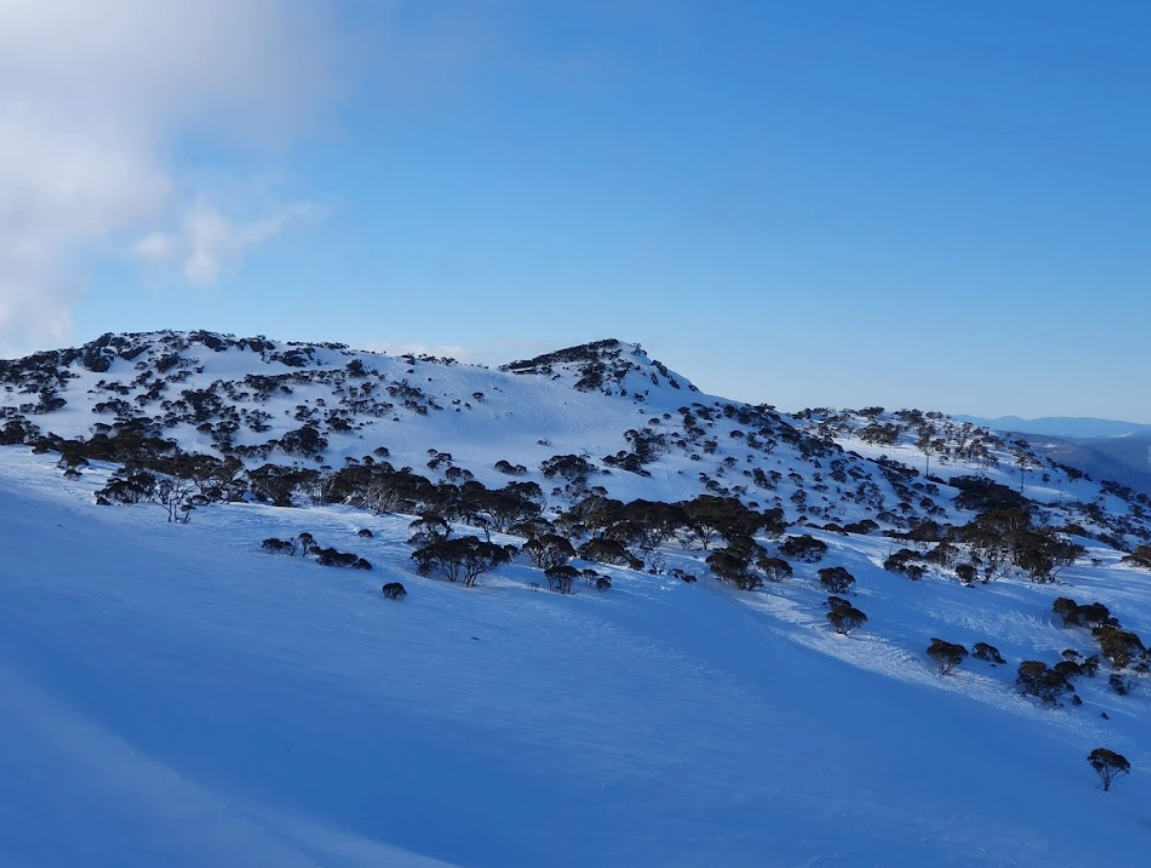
[134,199,323,287]
[0,0,344,355]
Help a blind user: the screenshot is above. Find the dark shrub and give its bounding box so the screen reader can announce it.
[827,605,867,635]
[779,534,828,563]
[261,537,296,555]
[382,582,407,600]
[927,639,969,675]
[1087,748,1130,791]
[972,642,1005,664]
[760,557,793,582]
[1017,660,1072,705]
[412,536,513,587]
[1109,673,1134,695]
[1092,626,1146,670]
[545,564,580,594]
[818,566,855,595]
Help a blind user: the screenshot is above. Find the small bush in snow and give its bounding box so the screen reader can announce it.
[1016,660,1072,705]
[760,557,793,582]
[779,534,828,563]
[972,642,1005,664]
[262,538,297,555]
[1108,673,1134,696]
[1120,545,1151,569]
[381,582,407,601]
[1092,625,1147,670]
[827,605,867,635]
[545,564,580,594]
[927,639,969,676]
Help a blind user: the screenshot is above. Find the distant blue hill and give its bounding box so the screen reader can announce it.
[955,415,1151,440]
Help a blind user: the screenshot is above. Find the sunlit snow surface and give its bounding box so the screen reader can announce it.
[2,448,1149,867]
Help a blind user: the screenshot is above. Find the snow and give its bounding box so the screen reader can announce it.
[2,445,1150,867]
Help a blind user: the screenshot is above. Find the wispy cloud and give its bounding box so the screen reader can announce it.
[134,199,325,287]
[0,0,342,354]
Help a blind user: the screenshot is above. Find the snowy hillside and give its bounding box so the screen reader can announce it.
[3,330,1150,546]
[2,445,1150,867]
[3,331,1151,866]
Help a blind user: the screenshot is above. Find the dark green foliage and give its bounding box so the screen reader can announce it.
[955,563,978,585]
[1087,748,1130,791]
[408,512,452,546]
[818,566,855,594]
[972,642,1005,665]
[412,536,513,587]
[541,454,596,481]
[1053,660,1083,681]
[779,534,828,563]
[927,639,969,675]
[1016,660,1072,705]
[827,605,867,635]
[678,495,766,551]
[261,537,296,555]
[1120,545,1151,569]
[381,582,407,600]
[279,424,328,457]
[884,548,923,578]
[1092,626,1147,670]
[472,484,546,531]
[759,557,793,582]
[957,509,1083,582]
[523,534,576,570]
[1081,654,1101,677]
[950,476,1030,512]
[248,464,320,507]
[706,549,762,591]
[1108,673,1134,696]
[1053,597,1116,629]
[577,538,643,570]
[314,546,370,569]
[905,520,945,544]
[544,564,580,594]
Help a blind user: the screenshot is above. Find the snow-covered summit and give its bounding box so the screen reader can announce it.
[500,338,698,397]
[3,329,1151,549]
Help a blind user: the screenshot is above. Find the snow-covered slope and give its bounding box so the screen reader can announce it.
[3,332,1151,867]
[1,447,1149,868]
[3,330,1150,546]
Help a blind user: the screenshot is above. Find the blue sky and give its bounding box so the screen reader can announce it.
[3,1,1149,420]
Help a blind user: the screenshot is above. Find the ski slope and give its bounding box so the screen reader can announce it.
[2,446,1148,867]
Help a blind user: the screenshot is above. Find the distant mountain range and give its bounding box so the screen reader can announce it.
[955,415,1151,440]
[956,415,1151,495]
